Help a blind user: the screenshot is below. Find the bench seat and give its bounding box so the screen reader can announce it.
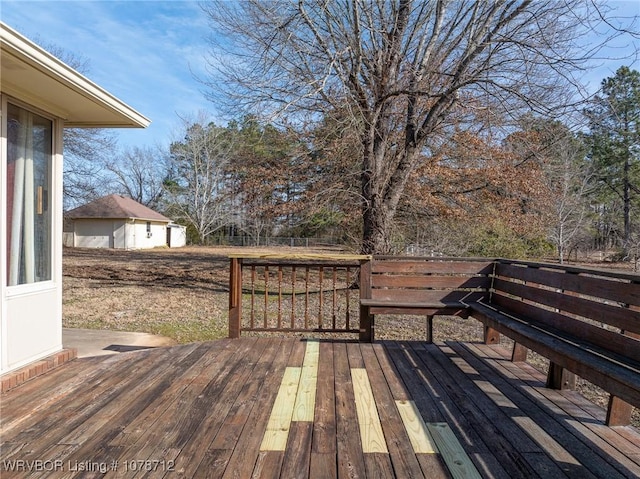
[360,299,470,312]
[469,301,640,412]
[360,299,470,341]
[359,257,493,342]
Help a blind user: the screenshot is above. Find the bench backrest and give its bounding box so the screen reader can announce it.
[369,256,494,304]
[492,259,640,363]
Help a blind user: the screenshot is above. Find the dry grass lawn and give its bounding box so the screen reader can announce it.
[62,245,637,426]
[64,246,268,342]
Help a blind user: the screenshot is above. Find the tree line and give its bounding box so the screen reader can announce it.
[65,66,639,264]
[60,0,639,261]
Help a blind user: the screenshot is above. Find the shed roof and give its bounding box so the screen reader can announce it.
[66,195,171,222]
[1,22,150,128]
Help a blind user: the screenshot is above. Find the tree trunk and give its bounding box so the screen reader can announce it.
[361,146,392,254]
[623,154,631,257]
[362,198,393,255]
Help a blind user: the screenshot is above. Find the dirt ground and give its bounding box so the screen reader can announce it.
[62,245,638,426]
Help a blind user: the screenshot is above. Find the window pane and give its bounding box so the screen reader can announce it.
[6,103,52,285]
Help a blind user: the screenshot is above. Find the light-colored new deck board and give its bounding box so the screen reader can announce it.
[260,367,301,451]
[351,368,388,453]
[292,341,319,422]
[395,400,437,454]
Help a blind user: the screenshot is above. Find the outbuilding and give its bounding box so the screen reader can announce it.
[66,194,173,250]
[0,22,149,377]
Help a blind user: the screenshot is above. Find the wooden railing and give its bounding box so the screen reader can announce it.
[228,253,371,338]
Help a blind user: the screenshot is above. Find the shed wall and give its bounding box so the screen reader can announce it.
[167,225,187,248]
[71,219,168,249]
[129,220,167,249]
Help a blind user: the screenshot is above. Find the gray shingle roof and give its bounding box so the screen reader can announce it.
[66,194,171,222]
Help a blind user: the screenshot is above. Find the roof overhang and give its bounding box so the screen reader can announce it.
[1,22,150,128]
[69,216,171,223]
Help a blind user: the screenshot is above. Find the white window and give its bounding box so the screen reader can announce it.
[6,102,53,285]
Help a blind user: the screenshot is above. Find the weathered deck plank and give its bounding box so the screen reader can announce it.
[3,343,204,464]
[398,341,539,478]
[333,342,367,478]
[461,342,640,478]
[1,338,638,479]
[221,339,296,479]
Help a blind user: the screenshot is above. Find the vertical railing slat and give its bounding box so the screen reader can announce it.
[332,267,337,330]
[291,266,296,329]
[229,257,242,338]
[305,266,310,329]
[346,266,351,331]
[277,266,283,329]
[250,265,256,330]
[318,267,324,329]
[230,256,366,335]
[264,266,269,329]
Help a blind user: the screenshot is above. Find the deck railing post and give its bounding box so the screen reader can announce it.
[359,258,373,342]
[546,362,576,390]
[229,257,243,338]
[606,395,633,426]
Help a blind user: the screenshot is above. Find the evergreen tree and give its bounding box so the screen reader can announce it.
[586,67,640,256]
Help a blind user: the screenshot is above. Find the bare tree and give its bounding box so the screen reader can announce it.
[544,131,593,264]
[203,0,637,253]
[63,128,117,210]
[106,146,169,209]
[165,114,235,244]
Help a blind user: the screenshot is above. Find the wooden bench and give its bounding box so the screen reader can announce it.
[468,259,640,426]
[359,256,493,342]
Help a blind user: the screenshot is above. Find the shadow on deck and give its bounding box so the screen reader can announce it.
[1,338,639,478]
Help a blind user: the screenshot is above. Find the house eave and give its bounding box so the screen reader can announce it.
[1,22,150,128]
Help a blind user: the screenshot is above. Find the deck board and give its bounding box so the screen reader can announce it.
[1,338,639,478]
[395,341,543,478]
[461,342,640,478]
[435,342,588,479]
[311,341,336,456]
[454,342,623,478]
[333,342,367,479]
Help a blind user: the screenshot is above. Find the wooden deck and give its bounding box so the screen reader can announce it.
[1,338,639,478]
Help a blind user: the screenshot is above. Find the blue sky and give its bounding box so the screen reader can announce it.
[1,0,212,150]
[1,0,639,152]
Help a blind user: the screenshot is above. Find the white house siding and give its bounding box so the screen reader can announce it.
[5,287,62,371]
[113,220,127,249]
